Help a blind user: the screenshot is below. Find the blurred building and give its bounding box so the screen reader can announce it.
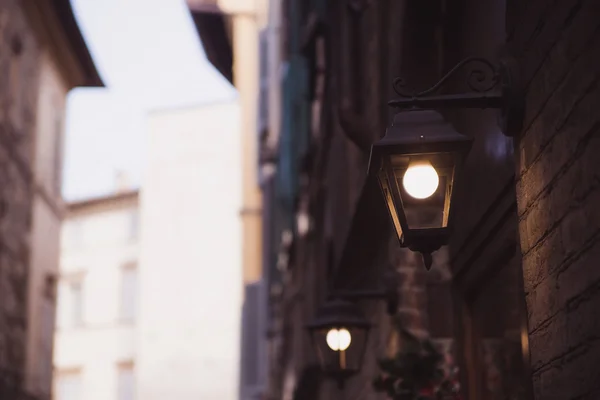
[186,1,270,399]
[54,189,139,400]
[0,1,102,399]
[251,1,600,400]
[54,100,242,400]
[137,101,242,400]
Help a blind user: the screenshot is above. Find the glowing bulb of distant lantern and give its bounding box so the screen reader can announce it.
[403,160,439,199]
[326,328,352,351]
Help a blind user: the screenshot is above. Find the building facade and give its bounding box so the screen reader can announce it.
[137,101,242,400]
[186,2,271,399]
[54,190,139,400]
[0,1,102,399]
[54,101,243,400]
[251,1,600,400]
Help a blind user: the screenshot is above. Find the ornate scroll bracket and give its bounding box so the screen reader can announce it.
[392,57,501,98]
[388,56,524,137]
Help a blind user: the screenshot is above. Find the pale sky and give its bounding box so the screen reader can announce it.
[63,0,237,201]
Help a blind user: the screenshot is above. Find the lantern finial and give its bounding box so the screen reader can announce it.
[422,252,433,270]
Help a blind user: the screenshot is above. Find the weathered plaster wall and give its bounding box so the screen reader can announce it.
[0,0,41,396]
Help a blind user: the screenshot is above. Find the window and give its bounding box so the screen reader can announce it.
[67,220,84,249]
[70,281,84,327]
[55,369,82,400]
[120,264,138,322]
[117,362,135,400]
[58,276,84,328]
[129,211,139,241]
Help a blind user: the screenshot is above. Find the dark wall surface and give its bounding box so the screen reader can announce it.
[509,0,600,399]
[267,0,600,399]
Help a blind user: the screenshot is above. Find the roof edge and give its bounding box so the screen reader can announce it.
[187,5,234,85]
[68,189,139,212]
[53,0,104,87]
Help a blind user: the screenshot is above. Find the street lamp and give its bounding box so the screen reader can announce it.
[368,110,473,270]
[307,278,399,387]
[306,299,371,387]
[369,56,523,269]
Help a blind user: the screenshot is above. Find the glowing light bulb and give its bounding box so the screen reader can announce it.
[297,211,310,236]
[326,328,352,351]
[402,160,439,199]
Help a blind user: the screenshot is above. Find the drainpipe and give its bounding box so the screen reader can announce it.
[336,1,371,152]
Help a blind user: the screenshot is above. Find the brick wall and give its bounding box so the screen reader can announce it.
[510,0,600,398]
[0,0,41,395]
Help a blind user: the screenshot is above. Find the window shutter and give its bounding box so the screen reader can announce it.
[258,30,270,186]
[120,266,138,321]
[240,280,267,399]
[258,30,269,134]
[117,364,135,400]
[56,372,82,400]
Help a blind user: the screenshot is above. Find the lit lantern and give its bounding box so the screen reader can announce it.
[368,110,473,269]
[306,299,371,386]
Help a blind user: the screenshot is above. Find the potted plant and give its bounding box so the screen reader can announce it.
[372,322,461,400]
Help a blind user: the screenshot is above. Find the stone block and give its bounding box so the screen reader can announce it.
[540,338,600,399]
[522,226,564,293]
[518,84,600,215]
[508,0,560,52]
[537,362,573,400]
[563,284,600,351]
[520,69,599,184]
[526,276,559,333]
[559,195,600,261]
[520,0,586,87]
[523,0,600,128]
[519,131,600,258]
[528,310,567,371]
[556,231,600,310]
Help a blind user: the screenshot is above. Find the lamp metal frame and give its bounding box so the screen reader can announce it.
[388,56,523,137]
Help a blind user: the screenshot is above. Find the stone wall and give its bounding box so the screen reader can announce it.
[509,0,600,398]
[0,0,41,396]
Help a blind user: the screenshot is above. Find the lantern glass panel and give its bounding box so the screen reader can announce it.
[312,326,369,376]
[389,152,455,230]
[377,167,404,238]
